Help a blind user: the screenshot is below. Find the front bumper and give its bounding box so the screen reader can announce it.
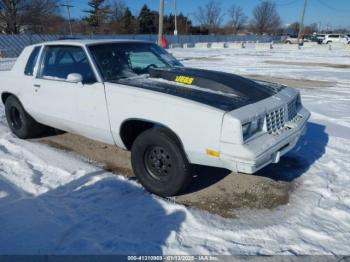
[220,107,310,174]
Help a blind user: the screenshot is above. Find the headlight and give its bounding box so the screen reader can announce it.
[242,118,263,140]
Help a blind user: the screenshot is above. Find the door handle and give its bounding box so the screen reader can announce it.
[33,84,41,92]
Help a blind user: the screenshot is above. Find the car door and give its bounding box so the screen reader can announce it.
[30,45,113,144]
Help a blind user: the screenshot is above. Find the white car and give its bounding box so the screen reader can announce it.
[322,34,349,44]
[284,35,310,44]
[0,40,310,196]
[315,34,326,44]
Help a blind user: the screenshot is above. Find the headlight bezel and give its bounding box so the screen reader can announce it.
[241,117,264,141]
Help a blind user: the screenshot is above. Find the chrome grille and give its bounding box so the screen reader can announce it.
[266,107,285,135]
[288,96,298,120]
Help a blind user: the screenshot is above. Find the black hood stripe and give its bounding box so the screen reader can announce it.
[149,67,275,101]
[114,67,280,111]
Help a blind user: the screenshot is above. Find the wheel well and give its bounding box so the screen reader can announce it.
[120,120,155,150]
[119,119,183,151]
[1,92,13,105]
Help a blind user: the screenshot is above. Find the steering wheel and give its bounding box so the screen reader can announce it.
[144,64,158,73]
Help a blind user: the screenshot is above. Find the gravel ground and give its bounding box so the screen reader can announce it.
[36,132,294,218]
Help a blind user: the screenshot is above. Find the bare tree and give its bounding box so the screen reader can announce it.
[287,22,300,35]
[194,0,223,33]
[0,0,62,34]
[110,0,126,21]
[304,23,318,34]
[227,5,247,34]
[251,1,281,35]
[21,0,60,33]
[0,0,26,34]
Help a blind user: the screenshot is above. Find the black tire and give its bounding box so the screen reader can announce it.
[131,128,192,196]
[5,96,47,139]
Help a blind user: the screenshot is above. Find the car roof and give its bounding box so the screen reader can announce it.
[31,39,154,47]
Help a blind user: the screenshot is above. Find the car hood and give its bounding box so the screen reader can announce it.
[113,67,285,111]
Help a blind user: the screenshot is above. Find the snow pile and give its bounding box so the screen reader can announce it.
[1,48,350,255]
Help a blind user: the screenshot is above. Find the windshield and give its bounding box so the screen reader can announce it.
[89,42,183,81]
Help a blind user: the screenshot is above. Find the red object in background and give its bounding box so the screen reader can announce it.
[159,35,168,48]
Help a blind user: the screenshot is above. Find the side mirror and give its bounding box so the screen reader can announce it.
[67,73,83,83]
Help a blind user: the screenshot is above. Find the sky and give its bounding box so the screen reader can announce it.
[68,0,350,29]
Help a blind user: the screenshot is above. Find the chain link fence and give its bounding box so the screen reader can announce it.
[0,34,283,57]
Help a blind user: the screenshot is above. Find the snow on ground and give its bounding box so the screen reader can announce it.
[0,58,16,71]
[171,45,350,86]
[1,46,350,255]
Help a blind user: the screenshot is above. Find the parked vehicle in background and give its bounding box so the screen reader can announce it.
[284,35,310,44]
[306,34,325,44]
[315,34,326,44]
[304,35,318,42]
[284,35,297,44]
[322,34,349,44]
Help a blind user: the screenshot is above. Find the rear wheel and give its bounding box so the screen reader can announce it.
[5,96,47,139]
[131,128,192,196]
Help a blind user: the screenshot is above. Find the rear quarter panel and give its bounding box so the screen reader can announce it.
[0,46,33,104]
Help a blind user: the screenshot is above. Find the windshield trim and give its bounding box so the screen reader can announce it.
[87,42,182,82]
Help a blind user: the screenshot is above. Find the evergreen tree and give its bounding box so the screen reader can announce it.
[138,4,157,34]
[83,0,110,29]
[121,7,133,33]
[163,12,192,34]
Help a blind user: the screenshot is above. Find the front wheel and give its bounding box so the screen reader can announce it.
[131,128,192,196]
[5,96,47,139]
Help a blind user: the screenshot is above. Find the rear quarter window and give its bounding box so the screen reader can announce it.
[24,46,41,76]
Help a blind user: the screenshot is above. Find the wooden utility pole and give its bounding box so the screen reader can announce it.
[61,0,74,36]
[173,0,178,35]
[158,0,164,44]
[297,0,308,46]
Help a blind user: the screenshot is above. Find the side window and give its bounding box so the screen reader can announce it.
[39,46,96,84]
[24,46,41,76]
